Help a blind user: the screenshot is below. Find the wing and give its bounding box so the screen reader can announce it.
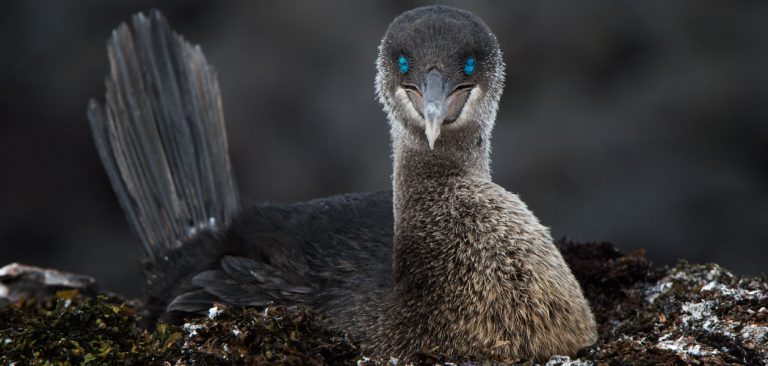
[162,191,395,314]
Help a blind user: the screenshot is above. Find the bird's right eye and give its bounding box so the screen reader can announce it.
[464,56,476,75]
[398,55,409,74]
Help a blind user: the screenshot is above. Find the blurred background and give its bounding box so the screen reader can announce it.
[1,0,766,297]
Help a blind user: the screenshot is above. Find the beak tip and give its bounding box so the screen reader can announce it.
[420,69,450,151]
[424,118,441,150]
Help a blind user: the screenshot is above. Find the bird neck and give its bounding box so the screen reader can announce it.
[389,123,492,308]
[391,123,491,214]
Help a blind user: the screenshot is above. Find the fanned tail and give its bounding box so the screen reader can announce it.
[87,10,238,264]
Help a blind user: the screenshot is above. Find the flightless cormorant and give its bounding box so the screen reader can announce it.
[88,5,596,359]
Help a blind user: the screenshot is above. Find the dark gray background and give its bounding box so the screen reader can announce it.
[1,0,766,297]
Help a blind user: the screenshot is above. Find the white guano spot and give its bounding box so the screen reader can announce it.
[208,305,224,319]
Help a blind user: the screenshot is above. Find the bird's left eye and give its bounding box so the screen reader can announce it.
[464,56,476,75]
[398,55,409,74]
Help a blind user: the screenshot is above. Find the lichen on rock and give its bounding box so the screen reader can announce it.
[569,244,768,365]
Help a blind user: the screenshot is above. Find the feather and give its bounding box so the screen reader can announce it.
[87,10,238,263]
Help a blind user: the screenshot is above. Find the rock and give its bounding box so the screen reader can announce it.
[582,261,767,365]
[560,241,767,365]
[0,263,98,303]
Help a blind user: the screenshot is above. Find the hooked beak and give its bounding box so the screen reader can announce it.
[403,69,474,150]
[422,70,448,149]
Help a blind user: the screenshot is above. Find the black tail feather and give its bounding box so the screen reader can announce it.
[88,10,238,263]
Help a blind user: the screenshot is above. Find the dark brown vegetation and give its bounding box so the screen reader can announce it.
[1,242,766,365]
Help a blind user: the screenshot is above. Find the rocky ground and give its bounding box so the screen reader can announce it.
[1,242,766,365]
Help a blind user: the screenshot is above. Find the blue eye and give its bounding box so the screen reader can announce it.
[398,55,409,73]
[464,56,476,75]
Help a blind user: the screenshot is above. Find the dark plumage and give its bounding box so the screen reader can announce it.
[87,11,395,325]
[143,191,393,320]
[89,6,596,361]
[368,6,597,358]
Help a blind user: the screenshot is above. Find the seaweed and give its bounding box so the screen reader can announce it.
[2,242,766,365]
[0,291,179,365]
[0,295,357,365]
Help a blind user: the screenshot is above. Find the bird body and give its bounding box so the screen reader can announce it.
[368,5,597,358]
[89,5,596,361]
[381,158,596,358]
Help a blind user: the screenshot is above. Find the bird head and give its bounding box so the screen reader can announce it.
[376,5,505,151]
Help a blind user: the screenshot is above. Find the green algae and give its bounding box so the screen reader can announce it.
[0,292,180,365]
[0,294,357,365]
